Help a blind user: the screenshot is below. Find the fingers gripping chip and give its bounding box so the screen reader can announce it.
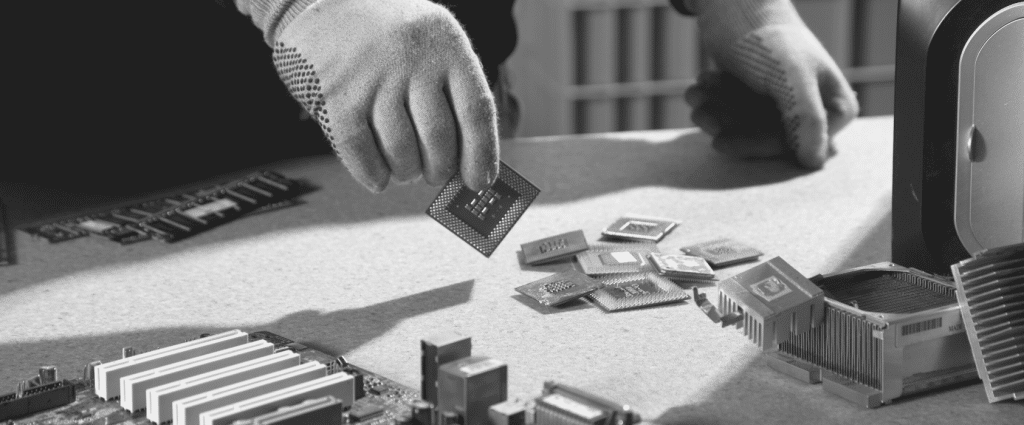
[427,162,540,257]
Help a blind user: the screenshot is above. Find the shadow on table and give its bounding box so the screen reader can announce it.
[0,280,473,393]
[0,130,811,297]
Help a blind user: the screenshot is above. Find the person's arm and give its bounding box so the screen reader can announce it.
[231,0,500,192]
[673,0,859,169]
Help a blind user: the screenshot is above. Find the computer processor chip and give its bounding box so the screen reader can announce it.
[679,238,763,268]
[515,270,601,307]
[648,253,716,281]
[600,215,677,242]
[576,243,658,275]
[589,273,690,311]
[427,162,540,257]
[521,230,588,265]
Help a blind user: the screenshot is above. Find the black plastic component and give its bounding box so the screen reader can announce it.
[0,380,76,421]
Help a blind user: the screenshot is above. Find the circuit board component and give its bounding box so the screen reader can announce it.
[679,238,763,268]
[21,170,307,245]
[437,356,508,425]
[712,257,824,350]
[521,230,588,265]
[589,273,690,312]
[421,332,472,406]
[600,215,677,242]
[648,252,716,282]
[576,242,659,276]
[427,162,540,257]
[515,270,602,307]
[535,381,640,425]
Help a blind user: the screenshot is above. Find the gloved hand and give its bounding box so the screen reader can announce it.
[234,0,500,192]
[680,0,859,168]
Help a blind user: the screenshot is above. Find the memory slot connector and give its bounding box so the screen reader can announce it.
[197,373,354,425]
[146,351,301,424]
[94,329,249,400]
[119,340,274,412]
[173,362,325,425]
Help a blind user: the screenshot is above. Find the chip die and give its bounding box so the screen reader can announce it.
[427,162,540,257]
[679,238,763,268]
[601,215,677,242]
[589,273,690,311]
[576,243,658,275]
[515,270,601,307]
[521,230,588,265]
[648,252,716,281]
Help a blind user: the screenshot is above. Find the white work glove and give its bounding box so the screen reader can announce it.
[680,0,860,168]
[235,0,500,192]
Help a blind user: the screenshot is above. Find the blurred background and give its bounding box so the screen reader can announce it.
[505,0,897,137]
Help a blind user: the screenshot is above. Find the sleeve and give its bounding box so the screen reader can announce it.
[231,0,320,45]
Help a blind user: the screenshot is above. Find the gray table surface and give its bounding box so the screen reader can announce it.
[1,116,1019,424]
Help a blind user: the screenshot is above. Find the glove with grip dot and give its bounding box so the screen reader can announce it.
[235,0,500,192]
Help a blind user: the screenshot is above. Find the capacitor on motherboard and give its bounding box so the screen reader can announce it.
[38,366,58,384]
[82,360,102,381]
[410,400,434,425]
[440,410,462,425]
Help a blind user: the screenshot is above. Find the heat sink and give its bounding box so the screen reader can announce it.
[951,243,1024,403]
[758,263,976,408]
[713,257,825,351]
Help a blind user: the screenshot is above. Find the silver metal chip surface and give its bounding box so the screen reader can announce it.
[589,272,690,311]
[576,243,659,275]
[427,162,540,257]
[601,215,678,242]
[515,270,602,307]
[649,252,716,280]
[679,238,763,268]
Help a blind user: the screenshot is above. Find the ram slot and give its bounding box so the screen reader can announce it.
[173,362,325,425]
[197,372,354,425]
[119,341,274,412]
[232,396,344,425]
[146,351,301,424]
[94,330,248,400]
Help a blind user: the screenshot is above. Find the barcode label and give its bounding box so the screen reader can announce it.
[902,318,942,336]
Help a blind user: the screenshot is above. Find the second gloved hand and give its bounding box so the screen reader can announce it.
[238,0,500,192]
[682,0,860,169]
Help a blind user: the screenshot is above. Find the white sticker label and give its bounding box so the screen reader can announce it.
[611,252,637,263]
[541,394,604,420]
[459,358,504,375]
[182,198,239,219]
[77,219,117,233]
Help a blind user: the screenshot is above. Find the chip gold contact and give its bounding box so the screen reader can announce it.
[648,252,716,281]
[521,230,588,265]
[576,243,659,275]
[427,162,540,257]
[601,215,678,242]
[515,270,602,307]
[679,238,763,268]
[589,273,690,311]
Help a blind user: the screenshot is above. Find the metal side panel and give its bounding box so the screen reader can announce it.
[955,3,1024,254]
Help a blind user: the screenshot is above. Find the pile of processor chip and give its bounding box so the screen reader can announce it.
[515,215,763,312]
